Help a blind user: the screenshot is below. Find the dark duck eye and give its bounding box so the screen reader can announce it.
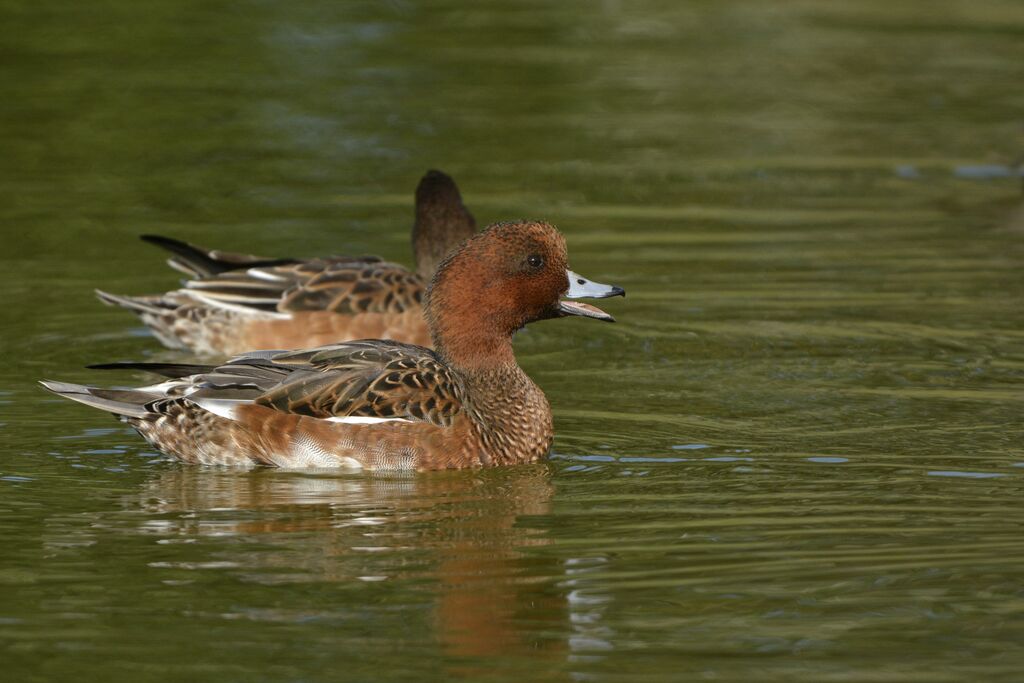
[527,254,544,269]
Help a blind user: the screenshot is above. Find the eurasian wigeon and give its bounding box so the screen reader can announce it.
[96,170,477,355]
[42,221,625,470]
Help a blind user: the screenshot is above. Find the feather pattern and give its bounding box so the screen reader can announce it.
[149,341,465,427]
[180,259,424,315]
[58,342,476,469]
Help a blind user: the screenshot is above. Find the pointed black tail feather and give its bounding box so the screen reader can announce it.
[140,234,298,278]
[140,234,232,278]
[86,361,214,378]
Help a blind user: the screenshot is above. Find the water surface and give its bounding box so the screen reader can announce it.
[2,1,1024,681]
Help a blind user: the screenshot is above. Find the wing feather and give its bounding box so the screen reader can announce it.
[181,341,462,427]
[173,259,423,316]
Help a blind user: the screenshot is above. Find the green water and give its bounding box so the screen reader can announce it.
[3,1,1024,680]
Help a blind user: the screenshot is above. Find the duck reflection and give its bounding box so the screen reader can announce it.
[131,464,567,672]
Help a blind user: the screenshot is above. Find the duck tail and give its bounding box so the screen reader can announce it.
[95,289,170,316]
[139,234,233,278]
[140,234,298,278]
[94,290,190,350]
[86,361,214,378]
[39,380,157,419]
[412,170,478,278]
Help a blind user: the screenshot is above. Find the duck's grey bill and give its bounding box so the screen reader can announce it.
[566,270,625,299]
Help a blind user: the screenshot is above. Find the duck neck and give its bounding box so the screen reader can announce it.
[426,271,522,371]
[457,360,553,467]
[428,298,553,465]
[434,326,517,372]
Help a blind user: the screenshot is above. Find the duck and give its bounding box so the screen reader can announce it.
[96,169,478,355]
[41,220,625,470]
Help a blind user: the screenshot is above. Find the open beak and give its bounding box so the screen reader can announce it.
[558,269,625,322]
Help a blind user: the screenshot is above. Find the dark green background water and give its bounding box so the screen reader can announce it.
[2,1,1023,681]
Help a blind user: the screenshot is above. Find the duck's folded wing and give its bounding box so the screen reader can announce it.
[188,341,463,427]
[176,259,422,316]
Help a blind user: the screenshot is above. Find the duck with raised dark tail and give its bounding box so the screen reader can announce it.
[95,169,478,355]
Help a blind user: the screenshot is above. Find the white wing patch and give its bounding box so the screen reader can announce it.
[191,397,246,421]
[245,268,289,282]
[137,379,200,397]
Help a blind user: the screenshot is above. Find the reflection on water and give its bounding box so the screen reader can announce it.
[132,467,566,675]
[2,0,1024,681]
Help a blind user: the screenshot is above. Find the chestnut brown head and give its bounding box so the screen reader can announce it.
[425,220,624,369]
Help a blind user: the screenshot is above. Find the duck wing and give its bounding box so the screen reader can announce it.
[182,341,463,427]
[176,259,424,316]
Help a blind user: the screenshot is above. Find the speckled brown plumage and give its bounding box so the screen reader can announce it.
[42,220,625,470]
[96,170,476,355]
